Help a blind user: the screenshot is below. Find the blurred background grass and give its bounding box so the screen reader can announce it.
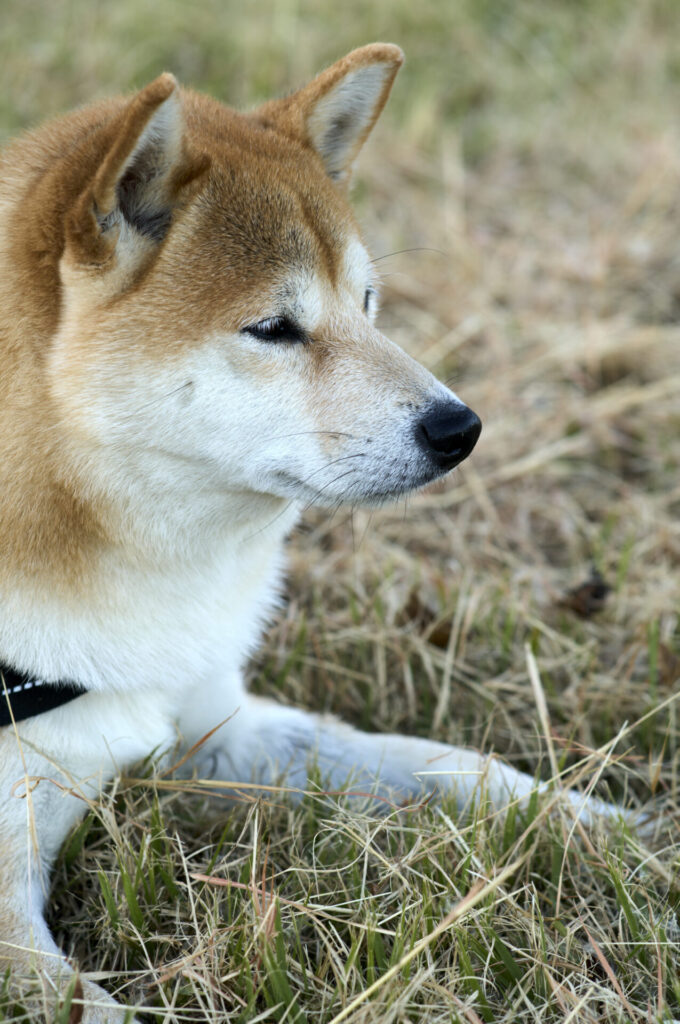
[3,0,680,153]
[2,2,680,1021]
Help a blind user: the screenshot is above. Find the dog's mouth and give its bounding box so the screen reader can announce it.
[268,404,481,507]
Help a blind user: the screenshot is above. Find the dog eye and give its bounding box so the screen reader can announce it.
[364,287,377,315]
[242,316,306,343]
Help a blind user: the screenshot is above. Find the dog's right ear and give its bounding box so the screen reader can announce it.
[65,74,209,280]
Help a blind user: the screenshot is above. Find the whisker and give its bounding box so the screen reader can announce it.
[293,451,367,491]
[266,430,359,442]
[300,466,361,514]
[356,509,374,550]
[244,452,368,538]
[372,246,448,263]
[241,500,297,542]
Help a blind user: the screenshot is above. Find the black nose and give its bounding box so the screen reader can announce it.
[415,401,482,470]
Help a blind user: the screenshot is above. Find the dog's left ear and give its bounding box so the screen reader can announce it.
[256,44,404,185]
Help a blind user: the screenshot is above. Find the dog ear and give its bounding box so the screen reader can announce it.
[66,74,209,274]
[256,44,404,185]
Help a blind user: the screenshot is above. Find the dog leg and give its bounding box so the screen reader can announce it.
[0,771,140,1023]
[0,692,173,1022]
[183,692,625,825]
[0,838,136,1023]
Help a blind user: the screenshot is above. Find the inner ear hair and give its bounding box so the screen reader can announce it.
[67,74,209,266]
[116,141,174,241]
[306,60,401,182]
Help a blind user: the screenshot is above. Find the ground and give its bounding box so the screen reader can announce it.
[1,1,679,1021]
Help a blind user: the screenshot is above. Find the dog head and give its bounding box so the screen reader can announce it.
[47,46,480,529]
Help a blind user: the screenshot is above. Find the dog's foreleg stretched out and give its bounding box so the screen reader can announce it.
[180,686,622,824]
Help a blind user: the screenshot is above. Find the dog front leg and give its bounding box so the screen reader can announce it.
[0,773,139,1023]
[184,693,623,824]
[0,693,173,1022]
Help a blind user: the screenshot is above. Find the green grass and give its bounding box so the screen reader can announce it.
[1,0,679,1021]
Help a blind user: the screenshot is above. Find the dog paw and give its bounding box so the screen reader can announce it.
[63,976,141,1024]
[8,972,140,1024]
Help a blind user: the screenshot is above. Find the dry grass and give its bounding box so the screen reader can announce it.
[1,1,679,1021]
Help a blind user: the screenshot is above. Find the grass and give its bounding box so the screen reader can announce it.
[1,0,680,1020]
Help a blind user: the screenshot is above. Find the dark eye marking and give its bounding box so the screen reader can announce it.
[364,287,377,314]
[241,316,307,343]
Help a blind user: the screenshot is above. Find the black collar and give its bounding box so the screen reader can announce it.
[0,662,87,726]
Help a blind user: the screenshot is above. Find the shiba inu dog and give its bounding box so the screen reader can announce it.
[0,44,628,1021]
